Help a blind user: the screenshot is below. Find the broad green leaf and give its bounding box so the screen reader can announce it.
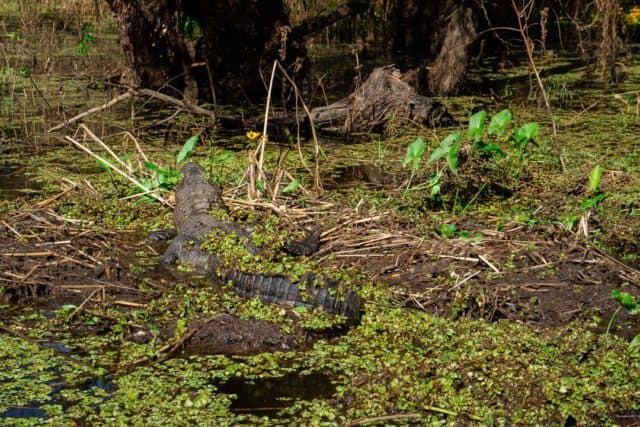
[630,335,640,348]
[256,180,266,192]
[467,110,487,141]
[429,172,443,197]
[282,179,301,194]
[96,158,113,177]
[144,161,161,174]
[488,109,512,137]
[561,215,579,232]
[447,142,459,176]
[60,304,77,313]
[440,224,457,238]
[515,122,539,144]
[177,134,199,164]
[611,289,639,312]
[403,137,426,171]
[581,193,606,211]
[473,141,505,157]
[428,132,460,164]
[430,182,441,197]
[588,164,603,194]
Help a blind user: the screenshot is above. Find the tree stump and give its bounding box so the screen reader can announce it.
[310,66,456,134]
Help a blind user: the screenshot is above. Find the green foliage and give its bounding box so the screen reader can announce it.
[403,137,426,171]
[428,132,460,166]
[177,134,199,164]
[588,164,603,194]
[96,135,198,201]
[142,162,181,190]
[181,16,202,39]
[467,110,487,141]
[208,150,238,184]
[582,165,607,211]
[611,289,640,314]
[413,109,539,198]
[402,137,427,191]
[513,122,539,149]
[78,24,96,56]
[607,289,640,347]
[282,178,301,194]
[488,109,512,137]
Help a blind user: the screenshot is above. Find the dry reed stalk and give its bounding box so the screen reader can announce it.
[511,0,565,172]
[64,135,172,207]
[275,61,322,191]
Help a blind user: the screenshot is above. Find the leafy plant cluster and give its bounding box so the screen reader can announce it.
[404,109,539,198]
[97,134,199,200]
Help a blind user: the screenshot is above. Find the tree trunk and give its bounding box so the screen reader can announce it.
[105,1,369,102]
[104,0,192,97]
[389,0,478,95]
[182,0,305,102]
[428,3,477,96]
[594,0,622,80]
[105,0,304,102]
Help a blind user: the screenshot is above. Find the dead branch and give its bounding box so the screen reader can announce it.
[48,90,133,133]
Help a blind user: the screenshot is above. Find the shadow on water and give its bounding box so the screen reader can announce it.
[323,163,388,190]
[0,162,42,200]
[217,372,335,417]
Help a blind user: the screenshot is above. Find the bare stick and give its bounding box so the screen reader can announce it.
[251,60,279,200]
[80,124,134,175]
[479,254,501,273]
[275,61,322,190]
[48,91,133,132]
[67,288,102,321]
[344,413,421,426]
[65,136,172,207]
[35,183,77,209]
[136,88,216,119]
[511,0,565,172]
[1,219,23,239]
[124,131,150,164]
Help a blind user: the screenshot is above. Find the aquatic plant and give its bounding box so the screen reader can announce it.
[406,109,539,198]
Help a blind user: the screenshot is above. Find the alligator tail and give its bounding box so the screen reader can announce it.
[227,271,362,320]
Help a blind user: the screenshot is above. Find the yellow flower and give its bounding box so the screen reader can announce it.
[625,6,640,25]
[246,131,261,141]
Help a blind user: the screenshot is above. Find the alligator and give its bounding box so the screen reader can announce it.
[152,162,362,320]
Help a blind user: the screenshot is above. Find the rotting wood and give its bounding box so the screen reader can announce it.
[309,66,457,134]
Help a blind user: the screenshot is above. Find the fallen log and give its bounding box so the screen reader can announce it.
[310,65,457,134]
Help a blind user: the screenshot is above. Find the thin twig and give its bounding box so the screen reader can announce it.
[65,135,172,207]
[35,183,77,208]
[48,90,133,132]
[136,88,215,119]
[275,61,323,191]
[80,124,134,175]
[511,0,565,172]
[67,288,103,321]
[1,219,23,239]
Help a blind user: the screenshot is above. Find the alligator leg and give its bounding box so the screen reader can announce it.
[283,228,321,256]
[160,234,221,273]
[148,228,177,242]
